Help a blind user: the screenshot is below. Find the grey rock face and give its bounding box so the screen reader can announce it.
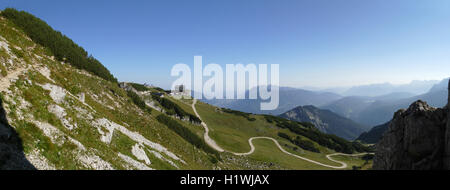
[445,80,450,169]
[374,80,450,170]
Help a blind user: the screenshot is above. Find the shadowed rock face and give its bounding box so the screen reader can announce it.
[374,80,450,170]
[445,80,450,169]
[0,96,36,170]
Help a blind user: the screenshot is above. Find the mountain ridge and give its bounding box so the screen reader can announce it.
[355,122,390,144]
[323,78,449,126]
[279,105,368,140]
[342,80,438,97]
[201,86,342,115]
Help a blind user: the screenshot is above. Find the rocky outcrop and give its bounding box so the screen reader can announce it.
[373,80,450,170]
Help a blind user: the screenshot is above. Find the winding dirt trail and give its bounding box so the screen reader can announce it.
[192,99,225,152]
[0,67,29,92]
[191,99,373,169]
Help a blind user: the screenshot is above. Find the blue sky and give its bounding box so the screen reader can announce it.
[1,0,450,89]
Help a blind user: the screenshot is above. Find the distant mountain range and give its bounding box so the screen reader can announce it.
[341,80,439,97]
[320,92,414,119]
[279,105,369,140]
[323,78,449,126]
[200,87,342,115]
[301,80,438,97]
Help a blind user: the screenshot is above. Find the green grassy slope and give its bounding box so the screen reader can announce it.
[0,9,372,170]
[0,14,223,170]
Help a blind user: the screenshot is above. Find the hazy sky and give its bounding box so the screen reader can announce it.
[1,0,449,89]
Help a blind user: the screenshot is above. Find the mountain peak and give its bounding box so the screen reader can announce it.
[406,100,435,113]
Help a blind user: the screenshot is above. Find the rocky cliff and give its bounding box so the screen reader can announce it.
[373,80,450,170]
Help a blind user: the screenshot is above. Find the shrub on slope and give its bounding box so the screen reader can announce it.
[126,90,152,114]
[277,132,320,153]
[129,83,148,92]
[151,94,201,124]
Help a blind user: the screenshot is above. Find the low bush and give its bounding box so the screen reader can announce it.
[129,83,148,92]
[221,108,256,122]
[126,90,152,114]
[152,96,201,124]
[278,132,320,153]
